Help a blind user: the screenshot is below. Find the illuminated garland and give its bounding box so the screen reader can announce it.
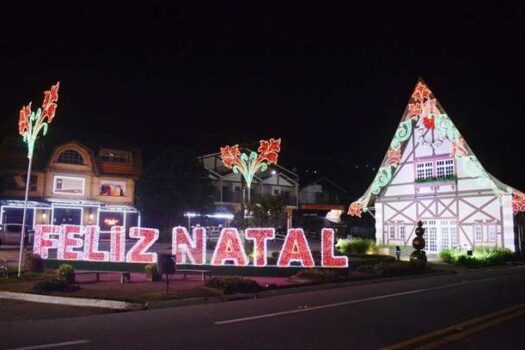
[349,81,523,217]
[220,138,281,192]
[348,82,430,217]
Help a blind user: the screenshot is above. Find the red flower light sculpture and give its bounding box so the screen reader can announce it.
[220,138,281,192]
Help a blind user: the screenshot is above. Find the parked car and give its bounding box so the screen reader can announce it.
[0,224,34,246]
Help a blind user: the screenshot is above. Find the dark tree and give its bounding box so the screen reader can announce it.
[135,147,215,230]
[248,194,286,229]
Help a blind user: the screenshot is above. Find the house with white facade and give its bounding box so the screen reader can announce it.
[348,80,525,254]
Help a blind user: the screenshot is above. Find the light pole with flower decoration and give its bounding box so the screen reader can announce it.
[16,82,60,277]
[220,138,281,213]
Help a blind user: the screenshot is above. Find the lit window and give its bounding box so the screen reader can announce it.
[57,150,84,165]
[488,225,497,242]
[474,225,483,242]
[399,226,405,240]
[99,149,131,163]
[436,159,454,178]
[416,161,433,180]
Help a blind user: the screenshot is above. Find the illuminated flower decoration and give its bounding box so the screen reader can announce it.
[18,103,32,135]
[386,148,401,166]
[412,81,431,102]
[348,201,363,217]
[406,103,422,120]
[257,138,281,164]
[41,82,60,123]
[423,116,435,129]
[220,145,242,169]
[220,138,281,191]
[17,82,60,157]
[512,191,525,213]
[451,137,468,157]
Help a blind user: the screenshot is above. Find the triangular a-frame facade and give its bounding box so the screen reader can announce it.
[349,79,524,253]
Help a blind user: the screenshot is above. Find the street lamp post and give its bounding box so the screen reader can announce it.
[16,82,60,277]
[219,138,281,215]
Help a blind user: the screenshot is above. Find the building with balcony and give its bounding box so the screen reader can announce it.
[200,151,299,228]
[0,138,142,235]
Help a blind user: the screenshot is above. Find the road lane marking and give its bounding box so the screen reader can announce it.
[415,307,525,350]
[5,340,91,350]
[215,289,426,324]
[381,303,525,350]
[215,275,516,325]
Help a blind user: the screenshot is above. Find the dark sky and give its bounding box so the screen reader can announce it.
[1,1,524,195]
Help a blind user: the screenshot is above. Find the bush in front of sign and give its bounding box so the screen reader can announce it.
[57,264,75,284]
[145,264,161,281]
[292,269,341,282]
[336,238,376,256]
[32,278,69,293]
[205,276,262,294]
[24,252,44,273]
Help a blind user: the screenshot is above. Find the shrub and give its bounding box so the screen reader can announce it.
[440,247,516,266]
[357,261,424,276]
[293,269,341,282]
[32,278,69,293]
[205,276,262,294]
[145,264,161,281]
[24,252,44,273]
[336,238,376,255]
[56,264,75,283]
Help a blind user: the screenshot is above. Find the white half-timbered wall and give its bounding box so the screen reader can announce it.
[375,118,515,253]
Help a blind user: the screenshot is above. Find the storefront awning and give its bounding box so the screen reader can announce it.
[46,198,105,206]
[101,204,139,212]
[0,199,50,208]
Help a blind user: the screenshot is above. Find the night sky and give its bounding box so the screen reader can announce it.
[1,1,524,195]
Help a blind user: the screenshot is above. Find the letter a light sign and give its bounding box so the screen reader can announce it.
[33,225,348,268]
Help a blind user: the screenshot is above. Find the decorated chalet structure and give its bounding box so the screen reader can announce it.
[348,80,525,254]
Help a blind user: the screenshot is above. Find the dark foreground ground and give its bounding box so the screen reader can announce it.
[1,265,525,349]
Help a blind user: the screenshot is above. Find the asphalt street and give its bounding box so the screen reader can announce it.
[1,266,525,349]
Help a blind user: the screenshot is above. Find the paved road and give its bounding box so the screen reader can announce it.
[1,266,525,349]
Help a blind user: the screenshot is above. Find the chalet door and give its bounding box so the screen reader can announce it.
[439,220,458,251]
[423,220,438,253]
[422,219,458,253]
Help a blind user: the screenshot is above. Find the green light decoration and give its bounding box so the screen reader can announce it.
[16,82,60,277]
[220,138,281,204]
[348,80,519,218]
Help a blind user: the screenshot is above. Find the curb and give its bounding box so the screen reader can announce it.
[0,291,143,311]
[146,297,222,309]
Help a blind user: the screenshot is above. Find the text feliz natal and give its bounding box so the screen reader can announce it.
[32,225,348,268]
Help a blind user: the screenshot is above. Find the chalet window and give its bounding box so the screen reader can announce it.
[57,150,84,165]
[399,226,405,240]
[436,159,454,178]
[474,225,483,242]
[416,161,433,180]
[388,226,395,239]
[99,149,131,163]
[488,224,497,242]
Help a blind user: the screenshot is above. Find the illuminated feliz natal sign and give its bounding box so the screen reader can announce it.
[33,225,348,268]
